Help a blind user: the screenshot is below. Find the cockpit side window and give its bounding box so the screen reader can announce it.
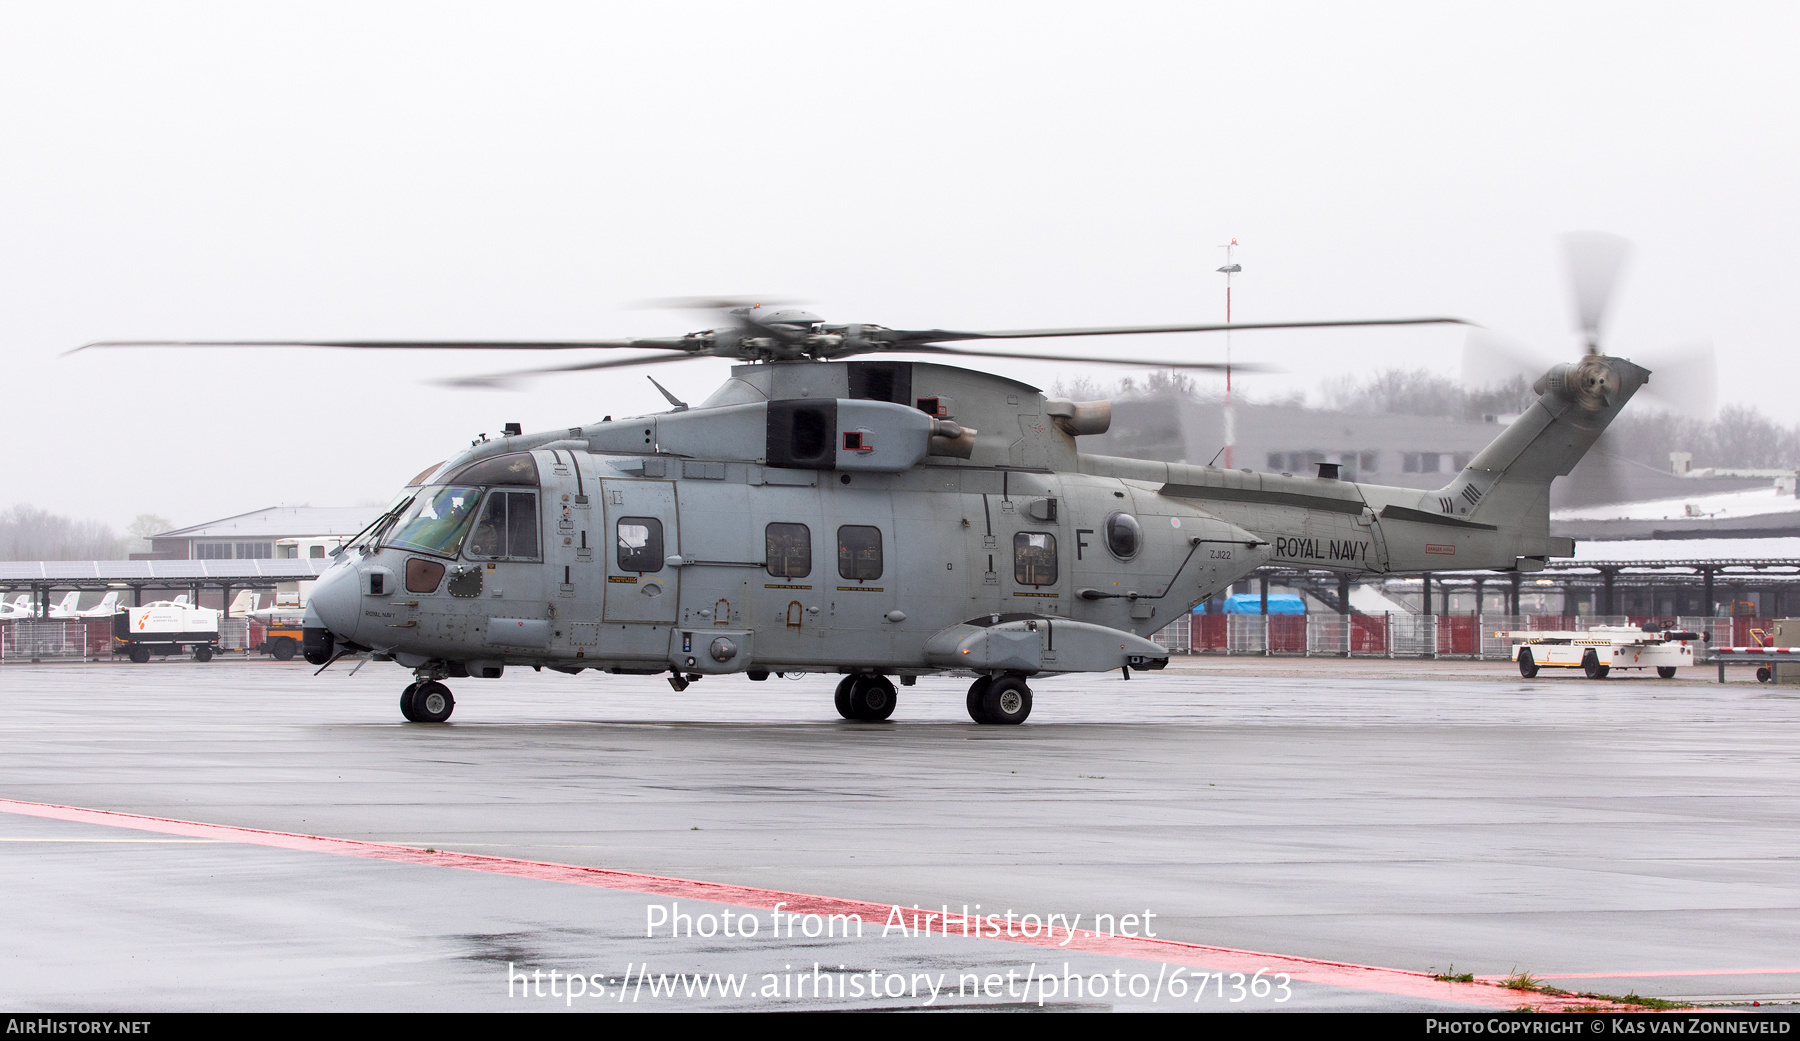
[467,490,541,561]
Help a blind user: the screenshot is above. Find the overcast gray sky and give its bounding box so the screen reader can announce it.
[3,2,1796,531]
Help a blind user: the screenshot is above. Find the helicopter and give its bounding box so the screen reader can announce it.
[74,280,1653,726]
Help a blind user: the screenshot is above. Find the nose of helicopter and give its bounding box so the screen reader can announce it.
[308,560,361,638]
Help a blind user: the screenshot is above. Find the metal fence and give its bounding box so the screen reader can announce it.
[2,613,1755,664]
[1151,613,1744,660]
[0,618,256,662]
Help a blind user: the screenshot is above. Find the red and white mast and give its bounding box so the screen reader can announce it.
[1216,239,1241,469]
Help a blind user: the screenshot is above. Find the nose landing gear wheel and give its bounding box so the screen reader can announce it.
[1518,649,1539,678]
[844,675,897,721]
[1582,649,1610,679]
[977,675,1032,725]
[412,681,455,723]
[399,682,421,722]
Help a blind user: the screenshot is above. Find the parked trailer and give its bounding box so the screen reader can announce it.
[111,603,222,663]
[1497,625,1702,679]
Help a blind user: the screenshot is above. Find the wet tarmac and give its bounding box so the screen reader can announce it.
[1,657,1795,1011]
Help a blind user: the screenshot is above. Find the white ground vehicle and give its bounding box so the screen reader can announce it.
[111,601,222,663]
[1499,625,1702,679]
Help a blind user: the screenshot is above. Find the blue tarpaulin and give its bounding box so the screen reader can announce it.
[1215,593,1307,615]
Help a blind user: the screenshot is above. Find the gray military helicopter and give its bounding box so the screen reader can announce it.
[78,289,1650,725]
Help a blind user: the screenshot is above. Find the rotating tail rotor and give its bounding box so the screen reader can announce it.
[1459,232,1720,506]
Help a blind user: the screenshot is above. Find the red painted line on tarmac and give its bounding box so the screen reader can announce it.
[1520,969,1800,980]
[0,797,1644,1011]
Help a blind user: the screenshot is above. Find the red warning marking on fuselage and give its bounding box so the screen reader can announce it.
[0,797,1661,1011]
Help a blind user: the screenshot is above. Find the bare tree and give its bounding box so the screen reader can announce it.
[0,505,130,561]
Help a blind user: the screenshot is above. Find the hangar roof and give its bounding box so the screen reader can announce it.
[155,506,382,541]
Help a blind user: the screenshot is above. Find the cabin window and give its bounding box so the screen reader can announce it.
[1014,532,1058,587]
[765,523,812,579]
[467,490,540,560]
[836,525,883,581]
[616,517,664,573]
[1104,512,1141,559]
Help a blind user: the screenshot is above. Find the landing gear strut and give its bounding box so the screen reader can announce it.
[401,671,455,722]
[834,675,897,721]
[967,674,1031,725]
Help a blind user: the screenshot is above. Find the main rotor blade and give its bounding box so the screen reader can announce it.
[1562,231,1633,351]
[631,296,798,313]
[1460,326,1552,389]
[886,344,1275,372]
[432,350,702,389]
[66,338,695,356]
[879,316,1472,345]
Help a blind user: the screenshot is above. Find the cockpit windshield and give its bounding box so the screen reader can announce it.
[346,490,415,554]
[383,485,483,557]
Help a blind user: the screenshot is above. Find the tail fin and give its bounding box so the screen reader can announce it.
[1433,355,1649,560]
[228,590,259,616]
[54,592,81,614]
[172,594,190,607]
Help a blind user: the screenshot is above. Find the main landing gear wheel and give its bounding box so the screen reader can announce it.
[966,676,994,722]
[1657,666,1677,679]
[399,682,420,722]
[975,675,1032,725]
[833,675,857,720]
[844,676,897,722]
[1582,649,1610,680]
[1518,649,1539,678]
[412,681,455,723]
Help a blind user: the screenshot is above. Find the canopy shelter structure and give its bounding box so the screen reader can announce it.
[1227,537,1800,620]
[0,559,333,619]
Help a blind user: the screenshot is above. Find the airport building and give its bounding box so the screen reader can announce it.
[140,506,384,562]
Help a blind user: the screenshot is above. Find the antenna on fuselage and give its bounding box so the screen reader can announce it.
[647,375,688,411]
